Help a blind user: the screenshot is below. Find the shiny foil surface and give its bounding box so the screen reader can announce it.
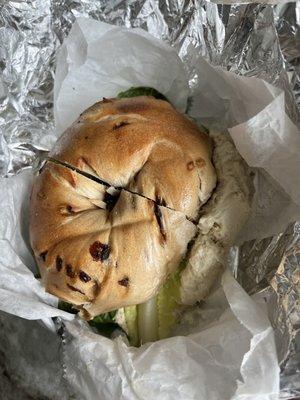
[0,1,299,398]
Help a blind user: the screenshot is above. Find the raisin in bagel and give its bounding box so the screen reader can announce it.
[29,96,217,318]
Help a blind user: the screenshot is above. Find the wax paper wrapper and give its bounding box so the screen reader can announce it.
[0,7,299,400]
[0,169,74,330]
[61,272,279,400]
[0,161,280,398]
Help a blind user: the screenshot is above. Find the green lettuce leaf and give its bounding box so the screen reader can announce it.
[157,268,181,339]
[58,266,184,345]
[122,262,185,346]
[117,86,169,102]
[58,300,78,314]
[89,321,120,338]
[124,306,139,347]
[89,310,117,324]
[58,302,120,338]
[137,296,159,344]
[88,310,120,338]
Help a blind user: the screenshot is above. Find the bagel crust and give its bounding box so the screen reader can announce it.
[30,97,216,318]
[50,96,216,219]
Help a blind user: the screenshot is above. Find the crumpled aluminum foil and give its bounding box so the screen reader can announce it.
[0,1,299,398]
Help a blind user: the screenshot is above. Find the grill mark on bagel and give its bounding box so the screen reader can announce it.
[46,158,197,225]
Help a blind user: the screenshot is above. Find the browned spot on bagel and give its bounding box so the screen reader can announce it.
[66,264,75,278]
[66,205,74,214]
[80,308,92,320]
[196,158,206,168]
[118,276,129,287]
[67,284,85,295]
[131,195,136,210]
[113,120,129,130]
[59,205,75,215]
[56,256,63,272]
[117,100,148,114]
[187,161,195,171]
[93,281,101,297]
[39,251,48,261]
[37,190,46,199]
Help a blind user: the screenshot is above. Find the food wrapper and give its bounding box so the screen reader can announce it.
[0,170,74,328]
[0,3,299,400]
[61,273,279,400]
[0,162,281,398]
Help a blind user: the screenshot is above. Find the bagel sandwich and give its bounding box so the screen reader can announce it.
[29,88,252,345]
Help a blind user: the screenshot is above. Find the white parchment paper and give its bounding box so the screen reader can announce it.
[0,171,74,326]
[1,17,300,399]
[54,18,189,134]
[63,272,279,400]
